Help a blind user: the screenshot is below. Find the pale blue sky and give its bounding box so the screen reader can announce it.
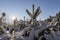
[0,0,60,21]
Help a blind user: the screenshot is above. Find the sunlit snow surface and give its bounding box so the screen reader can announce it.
[0,20,60,40]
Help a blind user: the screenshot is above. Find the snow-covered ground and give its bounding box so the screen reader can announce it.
[0,13,60,40]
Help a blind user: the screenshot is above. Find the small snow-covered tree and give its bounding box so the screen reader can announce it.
[0,12,6,34]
